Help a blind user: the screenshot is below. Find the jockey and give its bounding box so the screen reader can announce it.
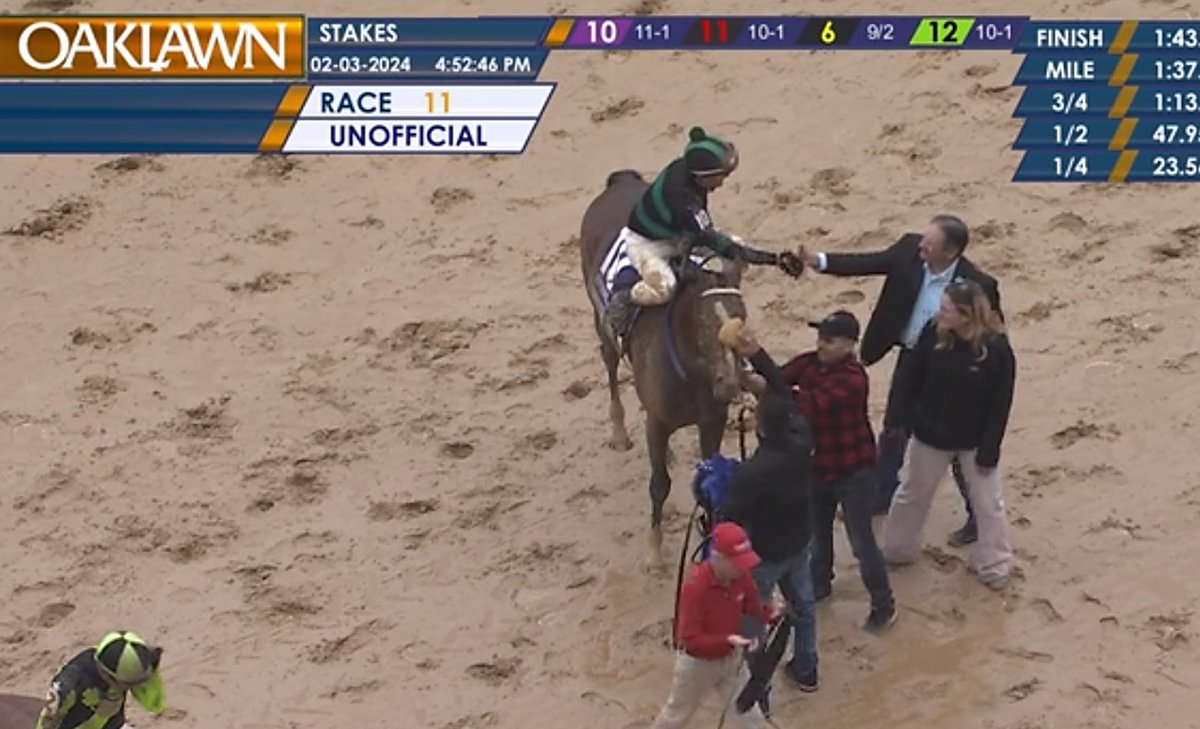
[36,631,166,729]
[614,126,802,322]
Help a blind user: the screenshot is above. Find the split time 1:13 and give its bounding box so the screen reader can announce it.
[1048,89,1200,114]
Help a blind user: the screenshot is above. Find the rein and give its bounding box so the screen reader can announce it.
[716,409,783,729]
[737,401,749,462]
[667,399,781,727]
[670,398,752,651]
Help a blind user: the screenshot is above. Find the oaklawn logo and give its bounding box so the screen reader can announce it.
[0,15,305,77]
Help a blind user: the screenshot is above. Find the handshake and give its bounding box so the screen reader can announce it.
[776,250,804,278]
[730,232,817,280]
[772,246,819,279]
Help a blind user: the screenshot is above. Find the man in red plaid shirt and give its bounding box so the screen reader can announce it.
[780,311,896,633]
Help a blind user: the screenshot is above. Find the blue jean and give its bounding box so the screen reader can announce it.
[752,547,817,675]
[812,469,894,611]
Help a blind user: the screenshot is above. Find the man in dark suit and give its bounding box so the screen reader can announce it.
[798,214,1003,547]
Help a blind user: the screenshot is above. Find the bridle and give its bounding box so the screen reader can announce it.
[699,287,743,302]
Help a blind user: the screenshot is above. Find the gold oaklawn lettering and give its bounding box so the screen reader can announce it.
[16,20,290,72]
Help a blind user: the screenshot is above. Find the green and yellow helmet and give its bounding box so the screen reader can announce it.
[94,631,157,684]
[94,631,166,714]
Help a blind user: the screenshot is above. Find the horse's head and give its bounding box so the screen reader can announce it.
[682,258,748,403]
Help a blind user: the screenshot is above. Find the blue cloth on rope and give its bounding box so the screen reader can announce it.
[690,453,741,560]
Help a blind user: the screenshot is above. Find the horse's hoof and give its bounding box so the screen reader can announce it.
[609,434,634,451]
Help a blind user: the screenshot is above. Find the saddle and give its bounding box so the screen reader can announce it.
[595,231,717,355]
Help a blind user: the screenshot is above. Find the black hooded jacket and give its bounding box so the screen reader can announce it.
[722,348,815,563]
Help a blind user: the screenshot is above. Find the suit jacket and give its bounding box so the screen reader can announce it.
[822,233,1003,366]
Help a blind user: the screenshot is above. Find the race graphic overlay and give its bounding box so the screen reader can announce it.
[3,11,1200,178]
[1012,20,1200,181]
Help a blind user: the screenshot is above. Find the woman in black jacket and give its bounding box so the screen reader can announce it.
[881,279,1016,590]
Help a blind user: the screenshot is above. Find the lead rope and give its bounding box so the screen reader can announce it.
[671,501,699,651]
[673,397,752,647]
[737,402,749,461]
[715,398,784,729]
[715,402,755,729]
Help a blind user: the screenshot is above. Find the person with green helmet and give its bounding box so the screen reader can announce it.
[609,126,802,328]
[35,631,166,729]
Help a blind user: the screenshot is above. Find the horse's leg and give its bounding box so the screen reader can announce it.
[698,409,729,459]
[646,416,673,570]
[594,310,633,451]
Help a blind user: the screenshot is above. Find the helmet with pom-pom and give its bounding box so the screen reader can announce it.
[684,126,738,176]
[94,631,158,685]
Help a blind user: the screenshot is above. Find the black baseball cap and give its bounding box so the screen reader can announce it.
[808,310,860,341]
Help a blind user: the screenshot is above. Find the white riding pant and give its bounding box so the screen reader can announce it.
[622,227,679,306]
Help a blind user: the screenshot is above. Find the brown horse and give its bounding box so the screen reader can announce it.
[580,169,748,568]
[0,693,44,729]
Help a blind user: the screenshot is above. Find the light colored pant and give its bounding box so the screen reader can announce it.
[651,651,770,729]
[624,228,679,306]
[882,437,1013,587]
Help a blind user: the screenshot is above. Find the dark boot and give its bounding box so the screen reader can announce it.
[948,516,978,547]
[607,288,636,340]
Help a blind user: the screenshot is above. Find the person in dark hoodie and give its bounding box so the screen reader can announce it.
[717,317,819,692]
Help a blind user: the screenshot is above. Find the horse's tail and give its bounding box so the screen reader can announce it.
[605,169,644,189]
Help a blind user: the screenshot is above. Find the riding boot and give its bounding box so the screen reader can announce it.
[608,288,636,340]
